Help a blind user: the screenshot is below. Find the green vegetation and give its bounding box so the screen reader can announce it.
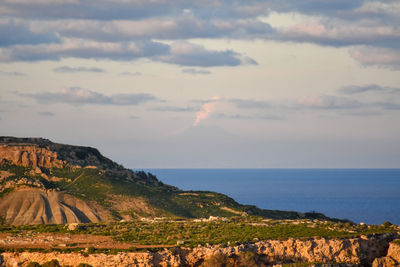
[1,217,397,248]
[393,239,400,245]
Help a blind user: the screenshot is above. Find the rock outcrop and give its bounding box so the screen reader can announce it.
[0,145,64,168]
[0,137,122,170]
[373,240,400,266]
[0,234,397,267]
[0,188,102,225]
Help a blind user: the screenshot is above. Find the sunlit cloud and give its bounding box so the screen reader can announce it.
[193,96,221,126]
[349,46,400,70]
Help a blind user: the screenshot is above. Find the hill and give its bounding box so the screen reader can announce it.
[0,136,335,225]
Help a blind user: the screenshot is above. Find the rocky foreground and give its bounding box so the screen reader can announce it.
[1,234,399,267]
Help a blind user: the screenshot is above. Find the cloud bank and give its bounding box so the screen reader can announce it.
[0,0,398,68]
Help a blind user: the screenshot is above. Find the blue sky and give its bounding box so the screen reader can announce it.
[1,0,399,168]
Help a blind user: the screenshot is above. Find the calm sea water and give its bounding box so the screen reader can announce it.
[136,169,400,225]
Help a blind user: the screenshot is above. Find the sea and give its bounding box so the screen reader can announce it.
[135,169,400,225]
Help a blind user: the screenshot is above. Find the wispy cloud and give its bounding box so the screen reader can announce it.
[342,110,384,117]
[0,70,25,76]
[229,98,271,109]
[349,47,400,70]
[120,71,142,76]
[0,40,169,62]
[19,87,159,106]
[296,95,362,109]
[53,66,105,73]
[182,68,211,75]
[339,84,400,95]
[193,96,221,126]
[226,93,400,114]
[374,102,400,110]
[156,42,257,67]
[150,106,198,112]
[0,40,256,67]
[214,113,284,121]
[37,111,55,116]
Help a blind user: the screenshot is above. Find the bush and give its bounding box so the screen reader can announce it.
[201,253,234,267]
[87,246,95,254]
[41,259,60,267]
[128,246,137,252]
[78,264,93,267]
[237,251,258,267]
[26,263,41,267]
[382,221,393,228]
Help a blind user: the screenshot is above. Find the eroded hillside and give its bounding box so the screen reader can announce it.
[0,137,337,225]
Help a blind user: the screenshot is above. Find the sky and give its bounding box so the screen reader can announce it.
[0,0,399,168]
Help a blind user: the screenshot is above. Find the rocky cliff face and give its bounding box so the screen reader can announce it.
[0,234,398,267]
[0,145,64,168]
[373,241,400,266]
[0,137,122,170]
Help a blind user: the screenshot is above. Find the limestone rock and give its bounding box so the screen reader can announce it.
[0,234,397,267]
[0,145,64,168]
[373,241,400,267]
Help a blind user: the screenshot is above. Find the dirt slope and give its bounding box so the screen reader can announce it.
[0,188,101,225]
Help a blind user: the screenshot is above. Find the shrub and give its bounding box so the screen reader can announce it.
[87,246,95,254]
[382,221,392,228]
[41,259,60,267]
[201,253,234,267]
[26,262,41,267]
[128,246,137,252]
[237,251,258,267]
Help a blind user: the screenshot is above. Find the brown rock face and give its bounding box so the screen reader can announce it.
[373,241,400,267]
[0,145,64,168]
[0,189,101,225]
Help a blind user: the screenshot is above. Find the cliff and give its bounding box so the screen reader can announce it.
[0,234,398,267]
[0,144,64,168]
[373,241,400,266]
[0,137,122,170]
